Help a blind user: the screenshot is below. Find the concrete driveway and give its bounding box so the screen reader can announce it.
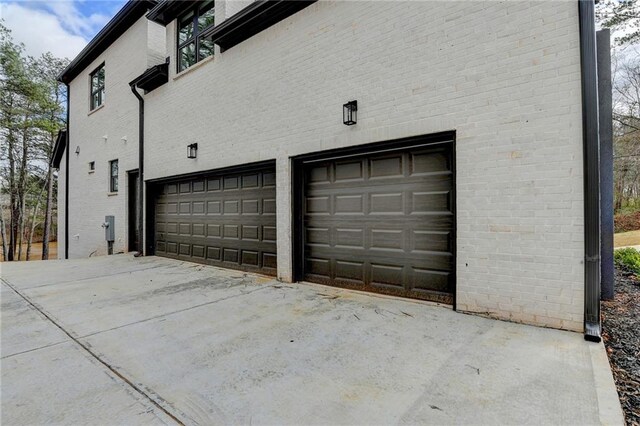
[1,255,623,425]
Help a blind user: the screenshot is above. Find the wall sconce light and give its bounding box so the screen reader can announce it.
[121,136,127,143]
[75,146,80,155]
[103,135,108,142]
[343,100,357,126]
[187,143,198,159]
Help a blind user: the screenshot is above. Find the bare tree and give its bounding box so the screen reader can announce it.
[612,50,640,211]
[1,24,67,262]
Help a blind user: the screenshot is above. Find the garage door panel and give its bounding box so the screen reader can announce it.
[335,260,365,281]
[370,263,405,288]
[192,245,205,258]
[263,226,277,242]
[335,228,364,248]
[263,252,277,269]
[410,149,451,175]
[369,155,404,179]
[205,178,220,191]
[306,172,451,190]
[154,165,277,275]
[192,224,205,236]
[242,250,259,266]
[309,247,451,267]
[207,246,221,260]
[305,215,453,229]
[223,248,238,262]
[412,191,451,213]
[413,230,451,252]
[166,242,178,254]
[370,193,403,214]
[414,269,451,293]
[370,229,404,250]
[302,142,454,304]
[261,172,274,187]
[308,165,330,183]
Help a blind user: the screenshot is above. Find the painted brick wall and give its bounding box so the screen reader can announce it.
[142,0,585,331]
[223,0,254,20]
[63,1,585,332]
[59,16,165,258]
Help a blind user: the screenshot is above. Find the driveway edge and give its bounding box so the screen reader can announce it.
[589,342,625,425]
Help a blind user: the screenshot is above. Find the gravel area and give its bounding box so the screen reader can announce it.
[602,268,640,425]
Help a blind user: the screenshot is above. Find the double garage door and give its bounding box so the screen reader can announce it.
[153,139,454,304]
[300,142,455,304]
[153,164,277,275]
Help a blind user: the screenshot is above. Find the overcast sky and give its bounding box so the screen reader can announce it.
[0,0,125,60]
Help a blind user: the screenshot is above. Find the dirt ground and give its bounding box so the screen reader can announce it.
[0,242,57,262]
[614,230,640,248]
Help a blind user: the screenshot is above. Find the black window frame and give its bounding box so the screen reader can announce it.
[90,63,105,110]
[177,1,215,72]
[109,159,119,192]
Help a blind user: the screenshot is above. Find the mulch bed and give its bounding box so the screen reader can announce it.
[602,268,640,425]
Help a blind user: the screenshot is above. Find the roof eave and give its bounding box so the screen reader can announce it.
[58,0,158,84]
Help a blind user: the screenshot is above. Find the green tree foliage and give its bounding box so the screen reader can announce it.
[0,22,68,261]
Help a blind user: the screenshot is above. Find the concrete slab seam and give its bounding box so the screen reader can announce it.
[1,340,69,360]
[0,277,185,426]
[19,263,170,290]
[77,284,274,339]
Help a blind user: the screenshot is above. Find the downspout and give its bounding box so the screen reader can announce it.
[65,83,70,260]
[130,83,144,256]
[578,0,601,342]
[597,29,614,300]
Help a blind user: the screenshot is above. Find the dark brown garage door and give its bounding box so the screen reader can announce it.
[153,164,277,275]
[302,143,454,304]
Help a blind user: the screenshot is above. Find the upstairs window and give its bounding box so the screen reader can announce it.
[109,159,119,192]
[90,64,105,110]
[177,0,215,72]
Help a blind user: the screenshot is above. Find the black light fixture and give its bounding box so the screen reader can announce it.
[75,146,80,155]
[187,143,198,159]
[343,100,357,126]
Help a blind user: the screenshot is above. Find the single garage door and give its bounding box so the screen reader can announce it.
[302,142,454,304]
[153,164,277,275]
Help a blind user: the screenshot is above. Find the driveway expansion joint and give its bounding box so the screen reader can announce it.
[21,263,169,290]
[1,340,68,360]
[1,277,184,426]
[77,283,273,339]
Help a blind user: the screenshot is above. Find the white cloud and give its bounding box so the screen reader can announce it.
[0,2,88,59]
[43,1,110,39]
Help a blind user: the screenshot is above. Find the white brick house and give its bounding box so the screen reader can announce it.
[54,0,611,339]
